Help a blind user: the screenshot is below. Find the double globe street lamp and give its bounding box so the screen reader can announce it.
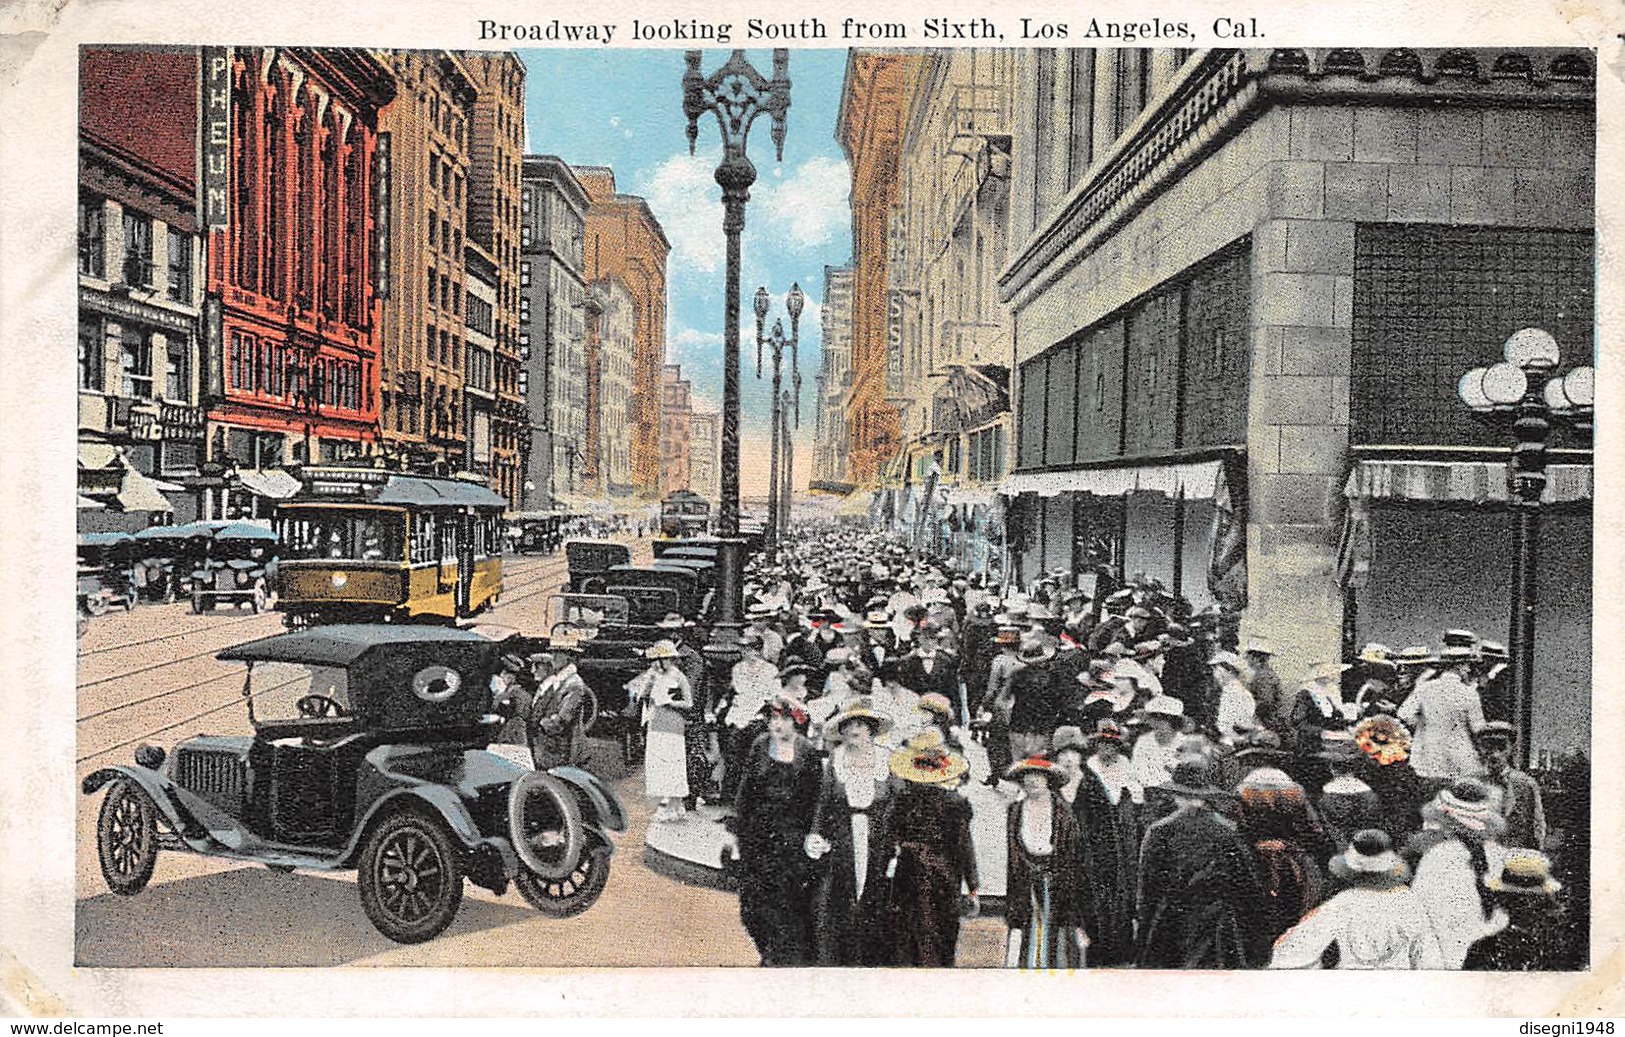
[754,283,803,553]
[1457,327,1593,768]
[683,49,791,686]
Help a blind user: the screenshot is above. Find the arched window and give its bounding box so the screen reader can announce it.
[294,83,315,310]
[344,123,366,320]
[263,66,286,299]
[232,57,259,291]
[321,107,342,320]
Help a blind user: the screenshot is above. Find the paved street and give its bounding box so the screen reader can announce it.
[73,539,1007,967]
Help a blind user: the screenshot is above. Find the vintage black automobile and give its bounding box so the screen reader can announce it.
[77,532,140,617]
[190,521,278,614]
[564,540,632,593]
[82,625,626,944]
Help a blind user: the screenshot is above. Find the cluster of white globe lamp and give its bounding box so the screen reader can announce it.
[1457,327,1594,422]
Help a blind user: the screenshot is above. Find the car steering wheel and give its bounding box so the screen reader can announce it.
[296,694,346,718]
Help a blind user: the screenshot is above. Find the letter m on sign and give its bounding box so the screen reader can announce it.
[200,46,233,229]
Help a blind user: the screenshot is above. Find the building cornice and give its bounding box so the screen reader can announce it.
[998,47,1595,311]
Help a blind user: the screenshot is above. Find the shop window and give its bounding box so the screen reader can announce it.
[166,336,189,401]
[1352,224,1593,448]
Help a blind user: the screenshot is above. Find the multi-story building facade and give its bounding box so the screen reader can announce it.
[1000,47,1594,752]
[885,50,1016,572]
[594,275,636,497]
[376,50,476,473]
[463,52,527,507]
[463,242,498,478]
[811,265,855,493]
[520,154,589,508]
[78,48,211,529]
[576,166,671,498]
[659,364,693,495]
[835,52,913,488]
[209,46,395,512]
[689,409,721,503]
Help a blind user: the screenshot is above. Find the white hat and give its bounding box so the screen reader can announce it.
[1144,695,1185,718]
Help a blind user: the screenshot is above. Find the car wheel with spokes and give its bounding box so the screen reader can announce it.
[97,779,158,895]
[357,811,465,944]
[514,837,612,918]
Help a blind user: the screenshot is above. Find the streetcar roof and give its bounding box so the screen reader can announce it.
[217,624,493,666]
[283,472,507,509]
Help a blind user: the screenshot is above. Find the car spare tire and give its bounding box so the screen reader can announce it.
[506,771,584,881]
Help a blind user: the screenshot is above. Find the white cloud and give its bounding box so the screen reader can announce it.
[609,116,622,128]
[750,155,851,252]
[640,151,726,275]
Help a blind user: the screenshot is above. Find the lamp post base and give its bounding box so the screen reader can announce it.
[702,536,747,705]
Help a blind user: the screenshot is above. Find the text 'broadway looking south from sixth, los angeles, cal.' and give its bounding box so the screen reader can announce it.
[475,16,1266,45]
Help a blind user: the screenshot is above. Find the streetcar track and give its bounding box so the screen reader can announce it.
[76,669,240,724]
[77,674,306,765]
[77,608,278,657]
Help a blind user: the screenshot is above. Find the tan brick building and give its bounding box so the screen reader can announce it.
[835,52,913,488]
[461,52,526,506]
[1000,47,1594,752]
[592,275,636,497]
[376,50,477,473]
[576,166,670,498]
[660,363,693,495]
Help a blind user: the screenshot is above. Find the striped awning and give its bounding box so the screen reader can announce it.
[1000,459,1225,500]
[1343,459,1592,505]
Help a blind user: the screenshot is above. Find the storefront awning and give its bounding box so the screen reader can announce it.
[78,442,121,470]
[943,486,996,509]
[1000,459,1226,500]
[116,469,175,514]
[1343,459,1592,506]
[237,468,303,500]
[77,494,107,510]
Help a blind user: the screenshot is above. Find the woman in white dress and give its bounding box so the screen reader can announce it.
[627,639,694,822]
[1270,829,1438,969]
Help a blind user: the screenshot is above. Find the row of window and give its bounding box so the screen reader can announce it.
[425,266,462,315]
[465,291,495,337]
[77,315,191,400]
[78,196,193,302]
[426,208,463,257]
[228,330,370,413]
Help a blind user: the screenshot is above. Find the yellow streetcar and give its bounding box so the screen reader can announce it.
[274,467,506,626]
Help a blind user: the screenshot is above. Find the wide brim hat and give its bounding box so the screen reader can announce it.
[828,704,893,740]
[1441,628,1480,648]
[761,691,811,726]
[1328,829,1411,888]
[499,651,530,672]
[1208,650,1246,675]
[644,639,681,660]
[890,730,969,786]
[1233,730,1291,762]
[1479,639,1510,661]
[1018,639,1057,663]
[1158,759,1230,800]
[864,610,892,629]
[1484,850,1562,896]
[1438,645,1478,662]
[1472,720,1518,745]
[1087,719,1126,747]
[1005,755,1067,784]
[1420,779,1508,840]
[777,662,812,682]
[1050,725,1088,755]
[1395,646,1438,667]
[917,692,954,719]
[1143,694,1186,719]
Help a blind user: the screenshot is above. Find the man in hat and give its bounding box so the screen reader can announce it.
[1400,646,1487,779]
[1007,635,1061,759]
[745,601,785,665]
[1473,721,1546,850]
[976,625,1026,785]
[1243,637,1285,734]
[526,636,590,771]
[1135,758,1267,968]
[1209,651,1257,742]
[1287,663,1353,756]
[893,621,963,722]
[721,631,781,781]
[1131,694,1188,790]
[1475,641,1512,723]
[490,647,538,748]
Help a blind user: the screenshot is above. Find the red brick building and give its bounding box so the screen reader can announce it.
[210,48,396,481]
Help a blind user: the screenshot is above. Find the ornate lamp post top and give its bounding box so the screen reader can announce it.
[683,49,791,188]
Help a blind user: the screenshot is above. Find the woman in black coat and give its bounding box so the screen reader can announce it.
[804,706,901,966]
[882,731,979,966]
[729,694,823,966]
[1055,723,1142,965]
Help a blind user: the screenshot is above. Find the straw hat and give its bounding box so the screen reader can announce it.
[1353,714,1412,766]
[1484,850,1562,896]
[644,639,681,660]
[917,692,954,719]
[1087,719,1126,747]
[1395,646,1438,667]
[1357,643,1394,665]
[1005,755,1066,784]
[1144,694,1186,719]
[1050,725,1088,755]
[1208,650,1246,675]
[889,729,969,786]
[1420,779,1507,841]
[864,610,892,630]
[1328,829,1411,889]
[828,701,893,740]
[1471,720,1517,746]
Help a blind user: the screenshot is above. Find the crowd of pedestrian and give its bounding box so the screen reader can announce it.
[680,523,1580,970]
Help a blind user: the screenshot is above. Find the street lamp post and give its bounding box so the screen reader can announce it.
[1457,327,1594,769]
[754,282,803,553]
[780,386,796,535]
[684,49,791,679]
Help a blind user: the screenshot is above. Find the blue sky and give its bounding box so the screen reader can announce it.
[520,49,853,493]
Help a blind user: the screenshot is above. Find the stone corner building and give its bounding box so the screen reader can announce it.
[999,47,1594,752]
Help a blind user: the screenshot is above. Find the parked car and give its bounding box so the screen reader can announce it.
[132,521,225,603]
[565,540,632,593]
[190,522,279,614]
[82,624,626,943]
[77,532,140,617]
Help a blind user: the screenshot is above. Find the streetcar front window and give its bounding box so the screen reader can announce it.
[279,511,405,562]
